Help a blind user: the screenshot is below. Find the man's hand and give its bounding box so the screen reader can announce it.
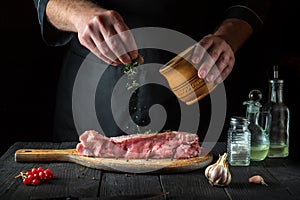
[191,18,253,83]
[75,10,139,66]
[46,0,139,66]
[192,34,235,84]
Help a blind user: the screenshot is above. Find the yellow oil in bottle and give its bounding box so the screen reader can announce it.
[251,145,269,161]
[268,144,289,158]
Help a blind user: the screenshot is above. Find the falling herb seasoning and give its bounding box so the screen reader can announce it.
[124,58,141,133]
[124,58,140,91]
[123,57,159,135]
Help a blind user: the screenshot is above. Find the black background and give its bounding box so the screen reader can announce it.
[1,1,299,159]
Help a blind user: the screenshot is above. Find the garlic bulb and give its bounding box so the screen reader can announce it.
[205,153,231,186]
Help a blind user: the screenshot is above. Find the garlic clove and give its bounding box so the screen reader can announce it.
[204,153,231,187]
[249,175,268,186]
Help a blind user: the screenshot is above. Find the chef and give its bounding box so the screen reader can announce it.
[32,0,271,141]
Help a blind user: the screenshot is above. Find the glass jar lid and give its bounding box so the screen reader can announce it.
[230,116,249,125]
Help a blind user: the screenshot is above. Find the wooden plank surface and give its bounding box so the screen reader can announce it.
[159,170,229,200]
[263,159,300,198]
[158,143,230,200]
[225,163,294,200]
[100,173,165,199]
[1,142,300,200]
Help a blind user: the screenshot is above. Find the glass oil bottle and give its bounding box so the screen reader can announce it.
[261,65,290,158]
[243,89,270,161]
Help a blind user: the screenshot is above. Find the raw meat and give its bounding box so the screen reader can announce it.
[76,130,201,159]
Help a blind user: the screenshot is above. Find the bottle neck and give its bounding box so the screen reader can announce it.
[268,81,284,103]
[246,111,259,124]
[246,104,260,124]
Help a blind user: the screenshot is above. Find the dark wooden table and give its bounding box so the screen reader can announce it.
[1,142,299,200]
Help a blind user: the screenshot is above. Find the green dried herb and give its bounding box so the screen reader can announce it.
[124,57,156,135]
[124,58,140,90]
[143,130,158,134]
[124,58,140,78]
[126,80,139,90]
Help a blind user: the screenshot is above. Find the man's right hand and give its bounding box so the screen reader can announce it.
[46,0,139,66]
[75,9,139,66]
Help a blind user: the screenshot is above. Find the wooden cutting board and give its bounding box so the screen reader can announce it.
[15,148,213,173]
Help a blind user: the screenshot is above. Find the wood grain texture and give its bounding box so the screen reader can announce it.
[159,45,217,105]
[15,148,213,174]
[159,170,229,200]
[99,173,164,199]
[2,142,300,199]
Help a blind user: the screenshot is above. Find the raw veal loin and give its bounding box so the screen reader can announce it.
[76,130,201,159]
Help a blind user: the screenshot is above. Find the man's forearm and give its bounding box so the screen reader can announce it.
[46,0,105,32]
[214,18,253,53]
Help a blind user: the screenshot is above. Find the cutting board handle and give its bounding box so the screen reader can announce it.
[14,148,213,173]
[15,149,77,162]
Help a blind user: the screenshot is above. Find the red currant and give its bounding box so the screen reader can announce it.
[38,171,46,180]
[23,178,31,185]
[31,179,41,186]
[44,169,54,179]
[17,166,55,186]
[31,168,38,174]
[37,167,44,172]
[25,171,32,176]
[26,174,34,181]
[33,173,39,179]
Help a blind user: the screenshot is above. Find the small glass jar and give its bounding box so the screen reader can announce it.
[227,116,251,166]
